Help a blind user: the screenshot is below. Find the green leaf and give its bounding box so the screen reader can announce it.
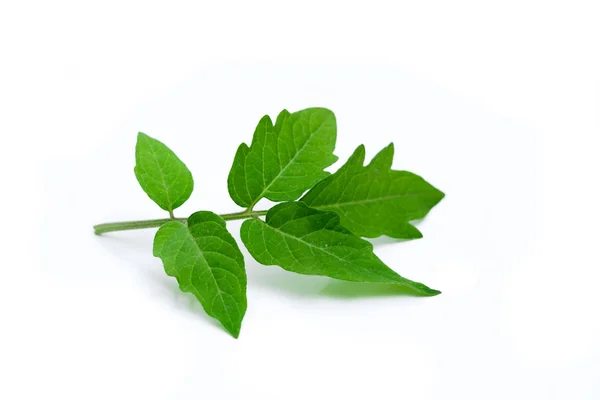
[134,132,194,214]
[153,211,247,338]
[228,108,338,208]
[300,144,444,239]
[241,202,440,296]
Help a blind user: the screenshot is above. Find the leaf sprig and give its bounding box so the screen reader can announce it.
[94,107,445,338]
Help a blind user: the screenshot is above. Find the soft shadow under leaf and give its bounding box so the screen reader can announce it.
[320,281,439,299]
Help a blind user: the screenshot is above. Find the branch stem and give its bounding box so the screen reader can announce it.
[93,210,268,235]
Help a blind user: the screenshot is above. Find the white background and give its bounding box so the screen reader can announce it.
[1,1,599,399]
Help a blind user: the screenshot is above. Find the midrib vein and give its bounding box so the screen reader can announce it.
[310,191,435,209]
[251,119,326,205]
[264,224,395,282]
[149,145,173,212]
[183,228,233,326]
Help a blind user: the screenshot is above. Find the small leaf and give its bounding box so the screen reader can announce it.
[228,108,338,208]
[153,212,247,338]
[134,133,194,214]
[241,202,440,296]
[301,144,444,239]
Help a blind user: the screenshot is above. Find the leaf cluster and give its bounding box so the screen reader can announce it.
[119,107,444,337]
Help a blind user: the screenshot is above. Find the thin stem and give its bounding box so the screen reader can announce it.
[219,210,268,221]
[93,210,268,235]
[93,218,186,235]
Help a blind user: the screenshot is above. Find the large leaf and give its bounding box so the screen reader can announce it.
[301,144,444,239]
[241,202,439,296]
[134,132,194,214]
[153,211,247,338]
[228,108,337,208]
